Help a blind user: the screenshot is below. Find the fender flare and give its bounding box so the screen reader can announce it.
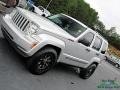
[84,57,101,68]
[39,34,65,49]
[31,34,65,56]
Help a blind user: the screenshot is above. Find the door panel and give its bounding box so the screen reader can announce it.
[62,32,95,67]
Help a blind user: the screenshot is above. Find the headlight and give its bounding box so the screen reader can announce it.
[25,22,43,46]
[25,22,40,35]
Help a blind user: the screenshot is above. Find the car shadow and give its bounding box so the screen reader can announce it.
[53,63,79,76]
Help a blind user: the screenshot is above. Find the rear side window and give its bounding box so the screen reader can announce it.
[79,32,94,46]
[101,42,108,54]
[92,36,102,51]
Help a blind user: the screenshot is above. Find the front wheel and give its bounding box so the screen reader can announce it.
[27,48,57,75]
[79,63,98,79]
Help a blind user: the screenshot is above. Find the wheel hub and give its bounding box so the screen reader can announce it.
[37,53,53,70]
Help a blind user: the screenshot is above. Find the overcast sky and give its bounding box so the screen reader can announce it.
[85,0,120,34]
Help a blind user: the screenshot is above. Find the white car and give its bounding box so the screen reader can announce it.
[29,4,51,17]
[1,7,108,79]
[107,55,120,68]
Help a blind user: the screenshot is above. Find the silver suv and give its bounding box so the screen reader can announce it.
[1,7,108,79]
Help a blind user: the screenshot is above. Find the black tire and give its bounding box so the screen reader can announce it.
[27,48,57,75]
[115,63,119,68]
[79,63,98,79]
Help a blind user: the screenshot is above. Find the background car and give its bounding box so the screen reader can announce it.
[32,5,51,17]
[106,55,120,69]
[27,1,51,17]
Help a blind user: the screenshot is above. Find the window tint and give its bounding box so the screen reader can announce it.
[101,42,107,54]
[79,32,94,46]
[92,36,102,51]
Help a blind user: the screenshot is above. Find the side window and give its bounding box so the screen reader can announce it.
[92,36,102,51]
[79,32,94,47]
[101,42,108,54]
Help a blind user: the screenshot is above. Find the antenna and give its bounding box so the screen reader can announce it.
[46,0,53,10]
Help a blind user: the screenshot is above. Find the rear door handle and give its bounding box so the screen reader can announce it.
[85,48,91,52]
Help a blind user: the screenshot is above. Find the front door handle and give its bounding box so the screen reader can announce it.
[85,48,91,52]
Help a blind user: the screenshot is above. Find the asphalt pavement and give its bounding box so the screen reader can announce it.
[0,8,120,90]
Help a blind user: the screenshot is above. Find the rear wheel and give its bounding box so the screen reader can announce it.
[79,63,98,79]
[115,63,119,68]
[27,48,57,75]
